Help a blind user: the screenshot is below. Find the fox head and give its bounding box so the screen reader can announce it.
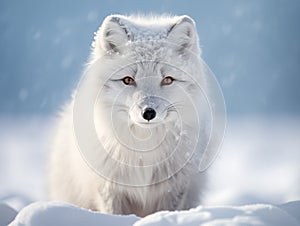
[89,15,207,130]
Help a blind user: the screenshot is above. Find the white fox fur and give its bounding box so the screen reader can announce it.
[49,14,210,217]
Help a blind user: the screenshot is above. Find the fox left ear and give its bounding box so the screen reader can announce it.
[167,16,200,55]
[93,15,130,57]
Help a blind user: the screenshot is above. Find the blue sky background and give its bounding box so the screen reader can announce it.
[0,0,299,115]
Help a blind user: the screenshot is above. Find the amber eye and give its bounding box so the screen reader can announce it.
[161,76,174,85]
[122,76,135,85]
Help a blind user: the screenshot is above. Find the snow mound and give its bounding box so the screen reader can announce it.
[8,202,139,226]
[0,203,17,226]
[135,202,300,226]
[6,201,300,226]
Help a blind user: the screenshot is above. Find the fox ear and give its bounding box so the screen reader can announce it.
[167,16,200,55]
[94,15,130,55]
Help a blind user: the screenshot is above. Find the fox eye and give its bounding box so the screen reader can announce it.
[122,76,135,85]
[161,76,174,85]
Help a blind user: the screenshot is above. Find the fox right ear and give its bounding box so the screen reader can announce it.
[94,15,130,55]
[167,16,200,55]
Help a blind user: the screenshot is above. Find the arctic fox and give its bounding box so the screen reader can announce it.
[49,14,212,217]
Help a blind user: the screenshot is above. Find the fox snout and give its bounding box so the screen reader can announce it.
[129,96,169,124]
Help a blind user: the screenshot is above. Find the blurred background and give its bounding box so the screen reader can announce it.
[0,0,299,210]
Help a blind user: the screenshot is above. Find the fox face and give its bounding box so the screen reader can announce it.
[103,61,198,127]
[91,15,205,130]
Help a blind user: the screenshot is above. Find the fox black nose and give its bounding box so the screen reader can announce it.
[142,108,156,121]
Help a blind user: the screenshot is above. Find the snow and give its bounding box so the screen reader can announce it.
[0,203,17,226]
[5,201,300,226]
[9,202,139,226]
[135,202,300,226]
[0,115,300,225]
[204,116,300,205]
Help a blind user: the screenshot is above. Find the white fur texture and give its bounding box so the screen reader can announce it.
[49,14,209,217]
